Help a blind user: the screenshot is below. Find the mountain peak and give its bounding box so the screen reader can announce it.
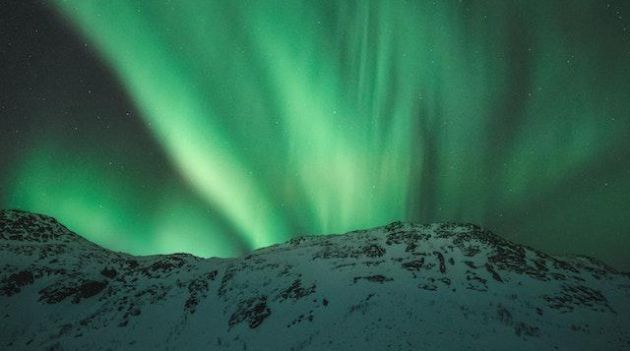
[0,209,78,243]
[0,210,628,350]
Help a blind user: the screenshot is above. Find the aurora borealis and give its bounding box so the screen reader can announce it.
[1,1,629,269]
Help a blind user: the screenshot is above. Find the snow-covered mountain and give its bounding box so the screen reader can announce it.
[1,209,628,350]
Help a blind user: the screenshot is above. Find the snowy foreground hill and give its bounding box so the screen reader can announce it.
[0,210,629,350]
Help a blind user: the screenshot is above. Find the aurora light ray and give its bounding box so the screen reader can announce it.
[2,0,629,269]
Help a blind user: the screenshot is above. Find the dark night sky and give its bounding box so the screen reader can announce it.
[1,0,629,269]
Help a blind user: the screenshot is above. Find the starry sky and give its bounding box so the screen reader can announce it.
[1,0,629,269]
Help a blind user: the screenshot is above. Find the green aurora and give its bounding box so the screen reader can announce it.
[1,1,629,268]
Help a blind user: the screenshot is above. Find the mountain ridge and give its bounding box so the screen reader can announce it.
[1,209,628,350]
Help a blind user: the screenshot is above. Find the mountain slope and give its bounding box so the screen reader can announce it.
[1,209,628,350]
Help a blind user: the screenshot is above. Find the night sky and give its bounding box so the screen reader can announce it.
[1,1,629,269]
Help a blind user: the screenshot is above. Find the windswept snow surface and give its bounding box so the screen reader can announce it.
[1,209,629,350]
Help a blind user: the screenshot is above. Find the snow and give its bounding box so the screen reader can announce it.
[1,210,629,350]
